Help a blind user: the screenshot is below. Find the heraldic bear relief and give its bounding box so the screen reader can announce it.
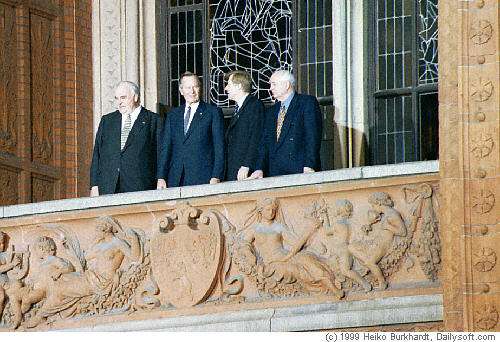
[0,183,441,329]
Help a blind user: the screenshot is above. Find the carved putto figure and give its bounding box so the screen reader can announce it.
[0,232,28,328]
[323,199,372,292]
[235,197,344,298]
[348,192,407,289]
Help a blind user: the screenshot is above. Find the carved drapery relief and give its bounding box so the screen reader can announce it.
[0,4,17,153]
[0,184,441,330]
[30,14,54,165]
[0,168,18,206]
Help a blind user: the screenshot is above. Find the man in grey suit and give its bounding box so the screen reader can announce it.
[90,81,164,196]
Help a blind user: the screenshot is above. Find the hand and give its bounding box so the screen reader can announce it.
[303,167,315,173]
[209,178,220,184]
[90,186,99,197]
[248,170,263,179]
[237,166,249,180]
[157,179,167,189]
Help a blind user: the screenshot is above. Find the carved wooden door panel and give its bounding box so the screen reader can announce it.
[0,1,64,205]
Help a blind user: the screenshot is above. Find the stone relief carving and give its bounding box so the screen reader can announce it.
[150,202,224,308]
[469,20,493,45]
[471,189,495,214]
[0,217,149,329]
[473,247,496,272]
[322,199,372,292]
[402,183,441,282]
[475,304,498,330]
[0,232,29,329]
[470,77,494,102]
[0,184,441,329]
[471,133,494,158]
[233,197,344,298]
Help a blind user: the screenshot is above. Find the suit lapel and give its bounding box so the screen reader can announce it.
[184,102,204,141]
[122,108,148,152]
[277,94,298,147]
[227,95,250,133]
[111,111,122,151]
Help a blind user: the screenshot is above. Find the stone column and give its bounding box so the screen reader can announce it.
[332,0,368,169]
[440,0,499,331]
[92,0,159,135]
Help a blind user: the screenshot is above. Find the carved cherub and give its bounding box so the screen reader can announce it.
[236,197,344,298]
[323,200,372,292]
[348,192,407,289]
[0,232,23,322]
[18,236,75,328]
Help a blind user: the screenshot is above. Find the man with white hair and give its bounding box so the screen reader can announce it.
[249,70,323,178]
[90,81,164,195]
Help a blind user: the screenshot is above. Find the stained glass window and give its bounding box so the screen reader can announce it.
[209,0,293,107]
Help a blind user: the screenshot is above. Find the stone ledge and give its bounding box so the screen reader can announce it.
[1,160,439,219]
[59,294,443,332]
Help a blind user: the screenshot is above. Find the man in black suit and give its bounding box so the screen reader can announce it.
[156,72,225,188]
[90,81,164,196]
[224,71,265,181]
[249,69,323,178]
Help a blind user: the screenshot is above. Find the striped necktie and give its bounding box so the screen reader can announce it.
[276,103,286,141]
[121,114,131,150]
[184,106,191,135]
[233,103,239,117]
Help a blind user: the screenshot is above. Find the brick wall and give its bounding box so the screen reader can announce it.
[0,0,93,205]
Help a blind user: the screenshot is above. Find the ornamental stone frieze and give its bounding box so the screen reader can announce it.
[0,173,441,331]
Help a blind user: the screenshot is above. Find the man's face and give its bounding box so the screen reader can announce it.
[225,76,240,102]
[179,76,201,105]
[269,72,289,102]
[114,83,139,115]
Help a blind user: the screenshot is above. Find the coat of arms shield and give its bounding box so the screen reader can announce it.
[151,203,223,308]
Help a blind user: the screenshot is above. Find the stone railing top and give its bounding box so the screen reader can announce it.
[0,160,438,219]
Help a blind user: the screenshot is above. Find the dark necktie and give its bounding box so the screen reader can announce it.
[233,103,239,117]
[184,106,191,135]
[276,103,286,141]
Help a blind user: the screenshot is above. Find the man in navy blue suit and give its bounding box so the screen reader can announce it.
[249,69,323,178]
[156,72,225,188]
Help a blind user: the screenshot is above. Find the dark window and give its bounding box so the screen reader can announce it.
[369,0,438,165]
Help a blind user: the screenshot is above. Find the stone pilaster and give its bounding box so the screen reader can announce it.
[440,0,500,331]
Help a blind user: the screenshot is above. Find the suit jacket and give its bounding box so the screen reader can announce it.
[256,93,322,177]
[157,101,225,187]
[90,107,164,195]
[224,94,265,181]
